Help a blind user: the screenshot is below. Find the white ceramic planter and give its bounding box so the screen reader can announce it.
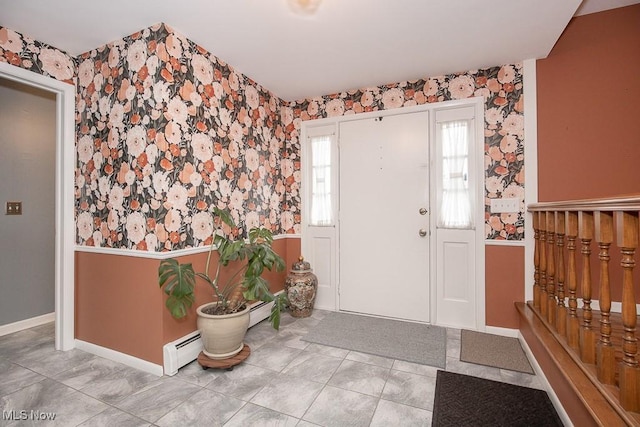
[196,302,250,359]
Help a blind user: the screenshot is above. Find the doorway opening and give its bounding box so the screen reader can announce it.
[301,98,486,330]
[0,62,76,350]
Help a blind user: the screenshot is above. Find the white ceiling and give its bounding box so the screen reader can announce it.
[1,0,637,101]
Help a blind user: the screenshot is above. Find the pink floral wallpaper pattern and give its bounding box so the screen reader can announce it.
[284,65,525,240]
[74,24,288,250]
[0,26,75,85]
[1,23,524,248]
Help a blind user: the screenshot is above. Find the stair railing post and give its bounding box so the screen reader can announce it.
[579,211,596,364]
[546,211,556,326]
[540,211,548,319]
[555,211,567,337]
[533,211,541,310]
[566,211,580,350]
[616,211,640,411]
[595,211,615,384]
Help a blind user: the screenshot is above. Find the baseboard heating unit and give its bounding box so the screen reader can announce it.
[162,291,282,375]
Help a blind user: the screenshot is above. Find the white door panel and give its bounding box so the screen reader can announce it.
[339,112,430,322]
[308,230,335,310]
[436,230,476,328]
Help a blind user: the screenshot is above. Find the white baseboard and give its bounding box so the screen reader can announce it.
[75,339,163,377]
[484,326,519,338]
[517,332,574,427]
[0,312,55,337]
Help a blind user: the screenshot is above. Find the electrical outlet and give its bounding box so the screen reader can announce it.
[490,198,519,214]
[6,201,22,215]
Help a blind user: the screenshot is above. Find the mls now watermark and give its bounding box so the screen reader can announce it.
[3,410,57,421]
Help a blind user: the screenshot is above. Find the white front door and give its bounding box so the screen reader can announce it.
[338,112,430,322]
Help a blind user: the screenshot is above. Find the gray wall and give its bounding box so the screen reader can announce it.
[0,78,56,326]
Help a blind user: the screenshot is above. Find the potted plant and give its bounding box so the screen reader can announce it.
[158,207,287,359]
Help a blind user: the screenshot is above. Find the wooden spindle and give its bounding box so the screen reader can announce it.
[617,211,640,411]
[579,211,596,364]
[546,211,556,326]
[567,212,580,349]
[533,211,541,310]
[566,211,579,350]
[539,211,548,318]
[595,211,615,384]
[555,211,567,337]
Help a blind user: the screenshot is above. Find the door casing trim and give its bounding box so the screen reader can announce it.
[300,97,486,329]
[0,63,76,350]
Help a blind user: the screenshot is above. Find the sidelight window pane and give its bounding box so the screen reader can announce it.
[438,120,472,229]
[310,135,333,226]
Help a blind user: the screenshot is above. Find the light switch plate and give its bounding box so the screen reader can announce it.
[6,201,22,215]
[490,198,519,213]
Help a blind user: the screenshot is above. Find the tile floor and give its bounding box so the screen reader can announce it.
[0,310,545,426]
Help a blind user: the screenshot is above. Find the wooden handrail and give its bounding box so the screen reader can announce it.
[528,196,640,212]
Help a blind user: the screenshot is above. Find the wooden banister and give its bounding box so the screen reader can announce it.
[528,196,640,212]
[527,196,640,421]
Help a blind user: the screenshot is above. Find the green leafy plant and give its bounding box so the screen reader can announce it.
[158,208,287,329]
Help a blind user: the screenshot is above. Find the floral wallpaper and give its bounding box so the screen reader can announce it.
[285,65,525,240]
[2,23,524,248]
[74,24,287,250]
[0,26,75,85]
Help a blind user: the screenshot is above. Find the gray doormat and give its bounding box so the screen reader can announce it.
[460,330,534,374]
[432,371,562,426]
[302,311,446,368]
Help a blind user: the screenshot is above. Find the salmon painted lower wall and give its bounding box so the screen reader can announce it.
[75,252,165,365]
[485,245,524,329]
[76,236,521,366]
[76,237,301,366]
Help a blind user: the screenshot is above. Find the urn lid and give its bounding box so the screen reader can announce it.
[291,256,312,273]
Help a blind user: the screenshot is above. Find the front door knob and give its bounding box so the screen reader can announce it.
[419,208,428,215]
[419,229,427,237]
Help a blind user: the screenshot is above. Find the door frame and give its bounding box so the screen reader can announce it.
[0,62,76,350]
[301,97,485,328]
[430,98,486,330]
